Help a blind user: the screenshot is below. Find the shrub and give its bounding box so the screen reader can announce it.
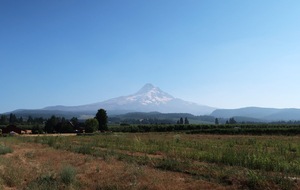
[26,173,58,190]
[0,144,12,155]
[60,165,76,185]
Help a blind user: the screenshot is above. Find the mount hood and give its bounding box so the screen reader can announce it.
[44,83,215,115]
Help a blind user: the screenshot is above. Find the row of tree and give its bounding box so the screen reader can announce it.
[176,117,189,124]
[0,109,108,134]
[0,113,45,125]
[44,109,108,133]
[215,117,237,125]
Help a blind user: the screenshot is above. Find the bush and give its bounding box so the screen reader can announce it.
[26,173,58,190]
[0,144,13,155]
[60,165,76,185]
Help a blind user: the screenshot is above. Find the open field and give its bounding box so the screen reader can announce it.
[1,133,300,189]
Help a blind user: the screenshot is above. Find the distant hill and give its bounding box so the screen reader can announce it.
[4,84,300,122]
[44,83,215,115]
[211,107,300,121]
[9,109,95,119]
[111,112,216,124]
[10,83,215,118]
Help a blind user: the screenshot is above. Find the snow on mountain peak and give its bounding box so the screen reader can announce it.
[41,83,216,115]
[126,84,174,105]
[136,83,156,94]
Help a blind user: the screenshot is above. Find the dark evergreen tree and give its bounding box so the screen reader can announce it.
[34,117,44,124]
[45,115,58,133]
[60,121,74,133]
[184,117,189,124]
[95,109,108,131]
[179,117,184,124]
[70,117,78,126]
[27,116,34,124]
[19,117,23,123]
[229,117,237,124]
[32,125,44,134]
[9,113,17,124]
[0,115,8,125]
[215,118,219,125]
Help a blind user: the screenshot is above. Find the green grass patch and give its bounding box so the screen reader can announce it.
[59,165,77,186]
[0,144,12,155]
[20,132,300,189]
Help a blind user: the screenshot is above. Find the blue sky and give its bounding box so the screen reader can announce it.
[1,0,300,113]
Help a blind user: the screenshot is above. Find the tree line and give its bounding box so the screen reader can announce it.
[44,109,108,133]
[0,109,108,134]
[176,117,189,124]
[0,113,45,125]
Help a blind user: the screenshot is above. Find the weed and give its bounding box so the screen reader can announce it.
[173,134,181,143]
[156,157,183,172]
[59,165,76,186]
[74,144,93,155]
[25,151,35,159]
[0,144,12,155]
[245,170,265,189]
[0,161,23,187]
[26,173,58,190]
[46,137,55,147]
[274,175,294,190]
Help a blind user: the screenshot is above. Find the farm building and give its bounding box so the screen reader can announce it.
[2,125,22,134]
[21,130,32,134]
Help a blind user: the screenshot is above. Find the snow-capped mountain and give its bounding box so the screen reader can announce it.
[125,83,173,105]
[9,84,300,121]
[44,83,215,115]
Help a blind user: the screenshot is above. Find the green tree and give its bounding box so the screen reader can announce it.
[45,115,58,133]
[179,117,184,124]
[27,116,34,124]
[0,115,8,125]
[184,117,189,124]
[19,116,23,124]
[32,125,44,134]
[225,117,237,124]
[215,118,219,125]
[85,118,99,133]
[70,117,78,126]
[229,117,237,124]
[95,109,108,131]
[60,121,74,133]
[9,113,17,124]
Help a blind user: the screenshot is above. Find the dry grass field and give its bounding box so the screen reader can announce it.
[1,133,300,189]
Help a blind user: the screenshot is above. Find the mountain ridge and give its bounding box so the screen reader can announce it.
[210,107,300,121]
[5,84,300,121]
[40,83,216,115]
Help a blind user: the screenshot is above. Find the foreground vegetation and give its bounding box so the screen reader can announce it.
[5,133,297,189]
[110,123,300,136]
[0,135,221,189]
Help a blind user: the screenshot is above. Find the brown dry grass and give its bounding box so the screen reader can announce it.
[0,141,228,190]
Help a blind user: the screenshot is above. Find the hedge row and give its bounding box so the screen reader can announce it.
[109,124,300,135]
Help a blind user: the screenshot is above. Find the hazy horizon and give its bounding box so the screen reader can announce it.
[1,1,300,113]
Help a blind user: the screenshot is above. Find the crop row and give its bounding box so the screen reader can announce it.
[109,124,300,135]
